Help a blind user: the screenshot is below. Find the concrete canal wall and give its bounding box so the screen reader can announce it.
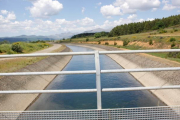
[77,44,180,106]
[0,46,72,111]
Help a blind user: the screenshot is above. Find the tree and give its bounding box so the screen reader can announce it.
[94,33,101,38]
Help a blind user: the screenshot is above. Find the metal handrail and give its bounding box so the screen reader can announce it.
[0,49,180,110]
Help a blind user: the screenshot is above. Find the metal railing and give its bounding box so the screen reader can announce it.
[1,49,180,110]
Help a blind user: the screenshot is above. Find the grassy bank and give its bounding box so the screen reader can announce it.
[0,44,66,77]
[0,42,51,54]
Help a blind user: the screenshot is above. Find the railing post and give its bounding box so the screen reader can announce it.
[94,51,102,109]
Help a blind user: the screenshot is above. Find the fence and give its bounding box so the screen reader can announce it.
[0,49,180,119]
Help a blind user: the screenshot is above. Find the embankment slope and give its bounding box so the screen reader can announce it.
[0,46,72,111]
[76,44,180,106]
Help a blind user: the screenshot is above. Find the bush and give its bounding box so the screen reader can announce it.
[12,42,23,53]
[114,42,117,46]
[105,42,109,45]
[158,29,167,34]
[123,40,129,46]
[149,39,153,45]
[171,42,176,48]
[86,38,89,42]
[170,38,176,42]
[94,33,101,38]
[174,29,178,32]
[0,44,11,53]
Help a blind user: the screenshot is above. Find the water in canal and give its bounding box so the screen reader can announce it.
[27,45,165,110]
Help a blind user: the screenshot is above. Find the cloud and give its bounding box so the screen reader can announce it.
[29,0,63,18]
[82,7,85,13]
[1,10,8,14]
[162,0,177,10]
[172,0,180,6]
[113,0,160,10]
[97,2,102,5]
[127,14,137,19]
[152,8,157,11]
[7,12,16,20]
[101,0,160,18]
[100,5,123,18]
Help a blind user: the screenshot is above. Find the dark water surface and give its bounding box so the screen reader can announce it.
[27,45,165,110]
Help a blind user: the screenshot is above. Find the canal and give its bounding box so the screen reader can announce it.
[27,45,165,110]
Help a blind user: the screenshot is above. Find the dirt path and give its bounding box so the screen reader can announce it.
[33,44,61,53]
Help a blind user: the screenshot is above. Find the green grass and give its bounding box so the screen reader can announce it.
[0,42,52,54]
[112,44,180,63]
[0,44,66,77]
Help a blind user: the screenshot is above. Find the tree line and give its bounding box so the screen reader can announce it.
[109,14,180,36]
[71,32,109,39]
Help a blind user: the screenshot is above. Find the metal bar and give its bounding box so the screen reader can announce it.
[101,67,180,73]
[0,51,95,58]
[0,85,180,94]
[99,49,180,54]
[0,67,180,76]
[0,49,180,58]
[0,70,96,76]
[0,89,97,94]
[102,85,180,92]
[94,51,102,110]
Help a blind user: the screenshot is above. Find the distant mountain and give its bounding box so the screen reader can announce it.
[0,32,77,43]
[48,32,77,40]
[83,28,111,33]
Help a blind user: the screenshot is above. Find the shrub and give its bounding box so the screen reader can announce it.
[123,40,129,46]
[170,38,176,42]
[149,39,153,45]
[98,41,101,44]
[171,42,176,48]
[174,29,178,32]
[114,42,117,46]
[105,42,109,45]
[86,38,89,42]
[12,42,23,53]
[94,33,101,38]
[158,29,167,34]
[117,36,120,40]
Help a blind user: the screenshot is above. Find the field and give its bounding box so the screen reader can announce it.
[0,42,66,79]
[0,42,51,54]
[58,25,180,63]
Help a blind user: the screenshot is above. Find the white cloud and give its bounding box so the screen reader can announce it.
[152,8,157,11]
[7,12,16,20]
[113,0,160,11]
[82,7,85,13]
[78,17,94,26]
[1,10,8,14]
[97,2,102,5]
[147,18,155,21]
[162,0,177,10]
[101,0,160,17]
[127,14,137,19]
[172,0,180,6]
[100,5,123,18]
[29,0,63,18]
